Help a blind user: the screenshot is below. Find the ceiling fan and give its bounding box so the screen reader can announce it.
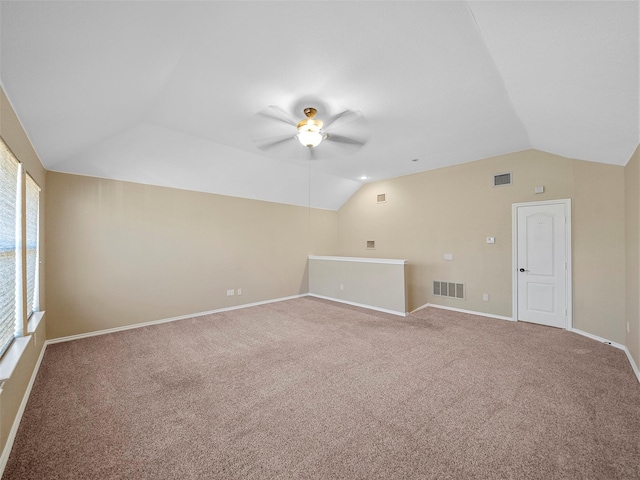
[253,105,369,159]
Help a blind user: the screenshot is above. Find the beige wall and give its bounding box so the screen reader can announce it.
[0,86,47,459]
[0,320,46,451]
[625,145,640,367]
[45,172,337,339]
[570,159,626,343]
[337,149,627,344]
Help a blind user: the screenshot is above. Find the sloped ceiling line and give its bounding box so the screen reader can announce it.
[465,1,532,149]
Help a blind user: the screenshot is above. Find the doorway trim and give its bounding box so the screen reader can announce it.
[512,198,572,329]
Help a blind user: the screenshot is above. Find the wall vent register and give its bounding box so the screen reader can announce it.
[493,172,512,187]
[376,193,386,203]
[433,281,464,299]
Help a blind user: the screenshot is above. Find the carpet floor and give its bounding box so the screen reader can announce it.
[3,297,640,479]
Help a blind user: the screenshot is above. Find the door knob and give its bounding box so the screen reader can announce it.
[519,268,529,272]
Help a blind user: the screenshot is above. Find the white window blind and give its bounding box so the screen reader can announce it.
[26,174,40,318]
[0,140,19,357]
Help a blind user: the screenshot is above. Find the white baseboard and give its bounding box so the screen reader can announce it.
[47,294,308,345]
[417,303,514,322]
[0,337,48,476]
[307,294,407,317]
[569,328,640,384]
[411,309,640,384]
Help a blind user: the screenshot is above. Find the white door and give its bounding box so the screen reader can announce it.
[514,201,570,329]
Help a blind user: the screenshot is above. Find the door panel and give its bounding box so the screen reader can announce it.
[516,203,567,328]
[527,283,555,313]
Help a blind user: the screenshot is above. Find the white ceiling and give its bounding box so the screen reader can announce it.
[1,1,638,210]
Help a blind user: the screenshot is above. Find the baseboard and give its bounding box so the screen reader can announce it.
[0,338,48,476]
[47,294,308,345]
[569,328,640,384]
[409,303,430,314]
[413,307,640,384]
[307,294,407,317]
[622,347,640,384]
[418,303,514,322]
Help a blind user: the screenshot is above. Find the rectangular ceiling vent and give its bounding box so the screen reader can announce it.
[376,193,386,203]
[433,281,464,299]
[366,240,376,249]
[493,172,512,187]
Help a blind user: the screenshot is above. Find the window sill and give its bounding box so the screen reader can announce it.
[27,311,45,334]
[0,336,31,383]
[0,311,44,385]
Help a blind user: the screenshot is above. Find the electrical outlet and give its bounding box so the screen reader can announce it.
[628,321,630,334]
[226,289,234,296]
[340,284,344,291]
[237,288,242,296]
[482,293,489,301]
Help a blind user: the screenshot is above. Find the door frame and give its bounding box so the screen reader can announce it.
[512,198,572,329]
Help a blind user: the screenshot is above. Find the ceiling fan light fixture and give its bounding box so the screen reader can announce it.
[297,126,323,147]
[296,107,324,148]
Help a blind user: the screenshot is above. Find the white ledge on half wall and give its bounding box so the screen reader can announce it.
[308,255,407,265]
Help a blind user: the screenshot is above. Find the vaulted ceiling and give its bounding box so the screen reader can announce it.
[1,1,638,210]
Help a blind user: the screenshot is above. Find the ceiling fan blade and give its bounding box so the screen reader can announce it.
[256,105,298,126]
[325,133,366,146]
[254,134,296,150]
[322,109,363,131]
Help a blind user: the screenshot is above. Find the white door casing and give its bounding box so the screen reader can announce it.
[512,200,572,329]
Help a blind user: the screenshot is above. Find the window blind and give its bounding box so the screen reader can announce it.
[26,174,40,318]
[0,140,19,356]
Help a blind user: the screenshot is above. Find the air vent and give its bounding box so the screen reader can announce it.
[376,193,386,203]
[493,172,512,187]
[366,240,376,249]
[433,281,465,299]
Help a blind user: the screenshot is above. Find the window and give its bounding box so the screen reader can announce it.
[0,140,19,357]
[0,137,40,358]
[26,174,40,318]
